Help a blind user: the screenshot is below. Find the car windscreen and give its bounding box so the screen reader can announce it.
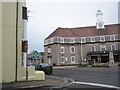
[40,64,49,67]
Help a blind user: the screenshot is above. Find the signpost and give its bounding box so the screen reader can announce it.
[32,51,40,65]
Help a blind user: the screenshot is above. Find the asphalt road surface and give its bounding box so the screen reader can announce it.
[51,66,119,89]
[17,66,119,90]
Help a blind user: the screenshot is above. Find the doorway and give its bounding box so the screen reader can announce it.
[91,56,98,62]
[101,56,109,63]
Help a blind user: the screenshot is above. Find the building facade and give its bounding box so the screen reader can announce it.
[0,0,45,83]
[0,1,23,82]
[44,10,120,66]
[28,51,44,65]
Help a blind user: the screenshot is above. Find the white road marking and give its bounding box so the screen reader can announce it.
[74,81,119,89]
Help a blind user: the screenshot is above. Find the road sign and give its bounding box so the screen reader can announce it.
[32,51,40,57]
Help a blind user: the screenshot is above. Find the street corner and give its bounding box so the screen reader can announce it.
[45,75,75,87]
[1,75,74,90]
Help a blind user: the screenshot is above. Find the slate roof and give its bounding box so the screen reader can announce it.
[45,24,119,40]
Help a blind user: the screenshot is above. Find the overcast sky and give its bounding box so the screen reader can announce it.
[26,0,119,53]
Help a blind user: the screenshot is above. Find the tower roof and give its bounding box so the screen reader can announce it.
[97,9,101,13]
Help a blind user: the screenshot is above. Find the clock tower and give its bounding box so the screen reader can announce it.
[96,9,104,29]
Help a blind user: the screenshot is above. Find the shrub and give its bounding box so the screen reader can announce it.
[92,64,109,67]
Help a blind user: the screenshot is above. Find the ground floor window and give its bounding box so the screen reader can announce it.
[61,56,65,63]
[91,55,109,63]
[48,57,51,64]
[71,56,76,63]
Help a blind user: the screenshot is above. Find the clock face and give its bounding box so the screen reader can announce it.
[98,22,103,27]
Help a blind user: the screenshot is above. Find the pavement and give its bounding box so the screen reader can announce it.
[1,75,74,90]
[53,66,77,69]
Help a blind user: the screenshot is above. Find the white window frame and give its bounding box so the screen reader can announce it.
[56,37,60,43]
[61,47,65,53]
[100,45,106,51]
[60,37,64,43]
[90,37,95,42]
[81,37,86,43]
[44,40,48,45]
[48,48,51,53]
[48,57,51,65]
[70,46,75,53]
[100,36,105,42]
[71,56,76,63]
[47,39,51,44]
[110,35,116,41]
[50,38,53,44]
[61,56,65,63]
[70,38,75,43]
[111,44,116,51]
[91,46,96,52]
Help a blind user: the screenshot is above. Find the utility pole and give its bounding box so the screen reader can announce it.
[22,0,28,80]
[57,38,60,66]
[81,40,83,65]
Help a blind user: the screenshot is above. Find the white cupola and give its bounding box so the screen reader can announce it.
[96,9,104,29]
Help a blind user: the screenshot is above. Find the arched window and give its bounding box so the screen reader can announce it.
[100,36,105,42]
[70,38,75,43]
[110,35,115,41]
[90,37,95,42]
[81,37,86,43]
[61,56,65,63]
[60,37,64,43]
[111,44,116,51]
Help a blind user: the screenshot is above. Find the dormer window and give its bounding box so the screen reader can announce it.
[56,37,60,43]
[81,37,86,43]
[44,40,47,45]
[51,38,53,43]
[60,37,64,43]
[100,36,105,42]
[90,37,95,42]
[70,38,75,43]
[110,35,115,41]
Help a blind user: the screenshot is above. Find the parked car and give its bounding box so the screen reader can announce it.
[35,63,53,74]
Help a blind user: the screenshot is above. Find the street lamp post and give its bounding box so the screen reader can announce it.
[81,41,83,65]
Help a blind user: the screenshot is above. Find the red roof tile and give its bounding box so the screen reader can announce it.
[45,24,119,40]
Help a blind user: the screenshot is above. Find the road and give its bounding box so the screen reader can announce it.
[51,66,119,89]
[19,66,119,90]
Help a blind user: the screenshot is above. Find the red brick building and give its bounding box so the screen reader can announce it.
[44,10,120,66]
